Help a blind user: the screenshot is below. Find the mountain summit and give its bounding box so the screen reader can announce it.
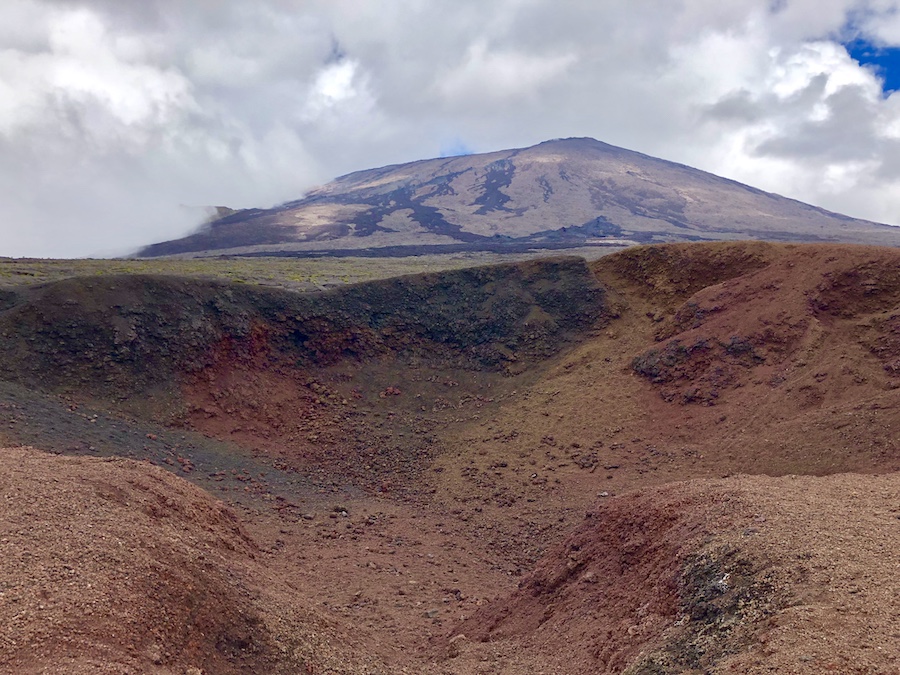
[139,137,900,257]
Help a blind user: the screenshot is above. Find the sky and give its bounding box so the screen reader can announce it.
[4,1,900,257]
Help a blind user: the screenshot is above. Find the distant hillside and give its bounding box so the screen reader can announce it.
[138,137,900,257]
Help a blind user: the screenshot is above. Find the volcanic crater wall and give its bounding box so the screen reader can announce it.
[0,257,606,398]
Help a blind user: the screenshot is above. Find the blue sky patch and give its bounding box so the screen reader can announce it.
[843,38,900,94]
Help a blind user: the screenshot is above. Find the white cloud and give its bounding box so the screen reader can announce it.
[3,0,900,257]
[437,41,577,102]
[659,14,900,224]
[302,59,369,120]
[852,1,900,45]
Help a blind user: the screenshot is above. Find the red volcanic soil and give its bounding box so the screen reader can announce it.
[450,473,900,674]
[0,448,396,675]
[2,242,900,673]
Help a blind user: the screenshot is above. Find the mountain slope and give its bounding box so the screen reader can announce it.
[139,137,900,257]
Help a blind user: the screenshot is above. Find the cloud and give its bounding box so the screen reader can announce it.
[436,41,577,102]
[680,34,900,220]
[3,0,900,257]
[301,59,374,124]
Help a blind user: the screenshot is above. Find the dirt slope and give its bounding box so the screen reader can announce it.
[2,241,900,673]
[448,472,900,674]
[431,244,900,543]
[3,446,897,674]
[0,448,398,675]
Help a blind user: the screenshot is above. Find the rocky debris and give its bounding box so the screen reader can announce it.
[631,336,763,404]
[627,244,900,407]
[0,447,395,675]
[449,473,900,674]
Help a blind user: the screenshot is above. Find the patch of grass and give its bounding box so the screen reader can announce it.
[0,248,616,292]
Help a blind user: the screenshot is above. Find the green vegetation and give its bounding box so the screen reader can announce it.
[0,247,618,292]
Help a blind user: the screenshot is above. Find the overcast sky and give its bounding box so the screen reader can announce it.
[4,0,900,257]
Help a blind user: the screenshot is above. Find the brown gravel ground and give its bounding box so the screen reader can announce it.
[0,447,397,675]
[448,472,900,674]
[2,242,900,673]
[3,447,898,674]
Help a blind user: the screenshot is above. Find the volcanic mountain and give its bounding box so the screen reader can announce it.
[139,137,900,257]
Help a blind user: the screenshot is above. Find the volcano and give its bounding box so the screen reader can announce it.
[138,137,900,257]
